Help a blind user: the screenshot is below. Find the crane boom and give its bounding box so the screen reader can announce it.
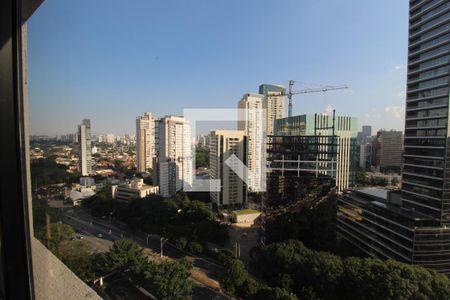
[282,82,348,117]
[292,85,348,95]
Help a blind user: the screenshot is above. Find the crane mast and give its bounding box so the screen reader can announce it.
[288,80,295,117]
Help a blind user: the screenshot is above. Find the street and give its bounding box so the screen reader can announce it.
[57,206,231,300]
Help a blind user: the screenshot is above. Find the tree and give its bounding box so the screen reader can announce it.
[59,241,96,281]
[266,196,337,251]
[391,177,399,186]
[195,146,209,168]
[355,169,368,186]
[101,239,148,273]
[32,198,57,231]
[256,240,450,300]
[142,259,193,300]
[251,287,298,300]
[36,223,75,255]
[31,157,79,186]
[186,242,203,254]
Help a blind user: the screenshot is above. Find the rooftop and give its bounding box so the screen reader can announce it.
[345,188,434,223]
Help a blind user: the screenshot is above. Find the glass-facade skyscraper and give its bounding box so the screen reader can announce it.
[402,0,450,223]
[337,1,450,277]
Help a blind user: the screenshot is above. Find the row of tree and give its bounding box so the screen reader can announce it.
[95,239,193,300]
[33,199,193,299]
[218,250,297,300]
[255,240,450,300]
[83,190,228,252]
[266,195,337,252]
[31,157,79,186]
[195,145,209,168]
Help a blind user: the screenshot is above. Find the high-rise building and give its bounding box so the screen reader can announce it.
[373,130,403,172]
[357,125,372,144]
[154,116,192,197]
[78,119,92,176]
[105,133,115,144]
[238,93,265,191]
[209,130,248,208]
[267,135,337,203]
[259,84,286,136]
[337,1,450,276]
[274,114,358,193]
[136,112,157,173]
[403,0,450,223]
[359,140,373,170]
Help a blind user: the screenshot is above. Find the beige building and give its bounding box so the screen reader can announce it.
[238,93,265,191]
[136,112,158,173]
[259,84,286,136]
[112,178,159,201]
[377,130,403,171]
[209,130,248,208]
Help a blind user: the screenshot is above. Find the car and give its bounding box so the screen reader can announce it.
[97,233,103,238]
[76,235,84,239]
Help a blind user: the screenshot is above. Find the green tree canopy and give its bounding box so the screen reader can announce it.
[142,259,193,300]
[101,239,148,273]
[256,240,450,300]
[59,240,96,281]
[36,223,75,254]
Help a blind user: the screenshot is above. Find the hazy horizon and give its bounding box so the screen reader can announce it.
[27,0,408,136]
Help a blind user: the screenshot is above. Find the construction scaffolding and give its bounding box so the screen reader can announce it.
[259,112,339,247]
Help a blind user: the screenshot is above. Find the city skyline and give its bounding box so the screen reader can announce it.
[27,0,408,136]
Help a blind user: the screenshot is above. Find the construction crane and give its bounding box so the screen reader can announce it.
[283,80,348,117]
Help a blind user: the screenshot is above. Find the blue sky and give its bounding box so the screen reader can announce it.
[28,0,409,136]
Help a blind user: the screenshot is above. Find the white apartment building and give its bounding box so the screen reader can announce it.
[78,119,92,176]
[136,112,157,173]
[238,93,265,191]
[209,130,247,208]
[105,133,115,144]
[155,116,192,197]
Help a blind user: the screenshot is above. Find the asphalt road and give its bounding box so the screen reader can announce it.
[58,208,232,300]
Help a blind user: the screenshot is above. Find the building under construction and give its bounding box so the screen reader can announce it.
[267,134,337,205]
[267,111,358,198]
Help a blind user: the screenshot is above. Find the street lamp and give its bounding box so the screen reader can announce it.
[160,237,168,257]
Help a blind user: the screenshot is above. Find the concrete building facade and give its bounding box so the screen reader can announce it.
[238,93,265,191]
[259,84,286,136]
[209,130,248,208]
[155,116,192,197]
[112,178,159,201]
[374,130,403,171]
[78,119,92,176]
[136,112,157,173]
